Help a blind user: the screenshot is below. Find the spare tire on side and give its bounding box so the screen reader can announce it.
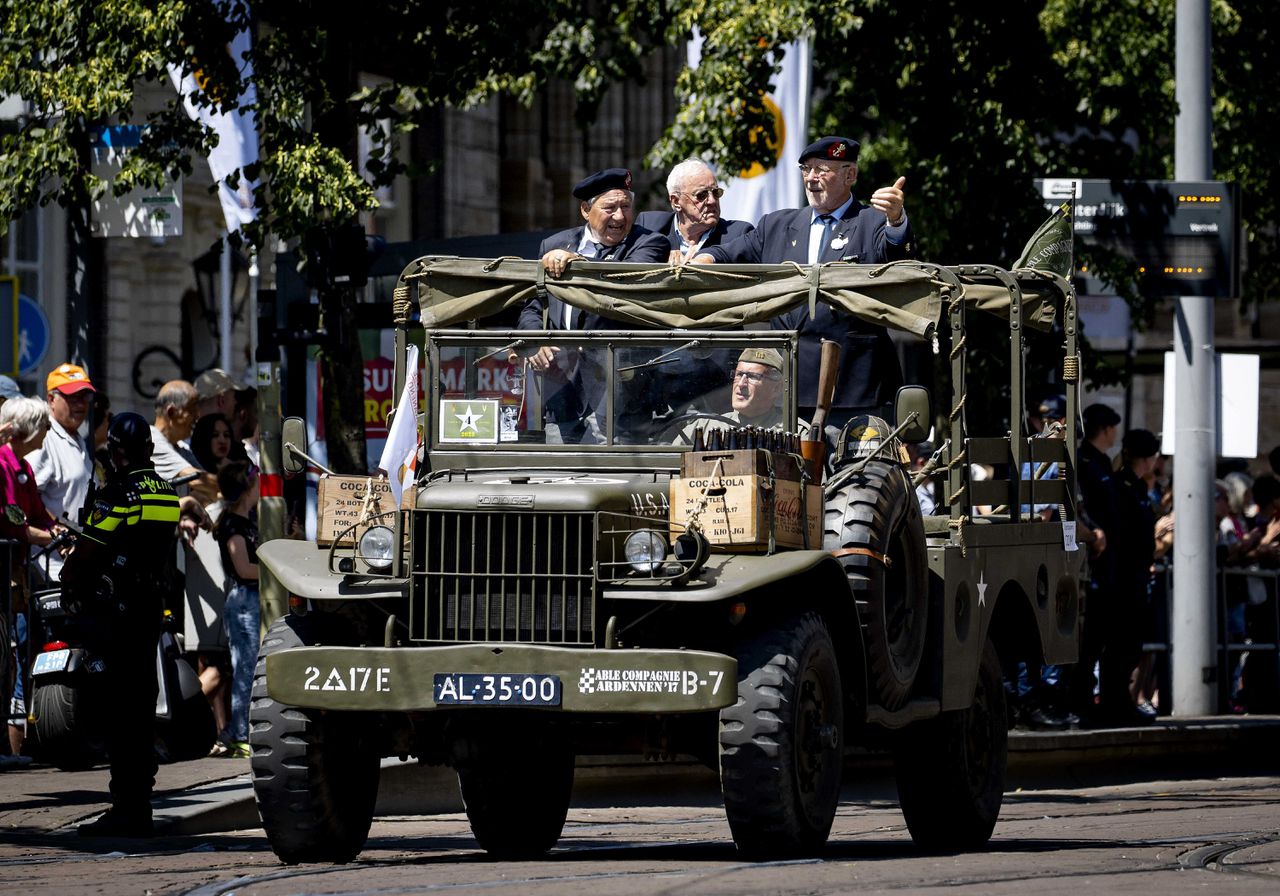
[824,457,928,710]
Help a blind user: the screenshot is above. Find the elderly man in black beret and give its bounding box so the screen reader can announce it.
[525,167,668,300]
[694,136,917,429]
[518,168,668,443]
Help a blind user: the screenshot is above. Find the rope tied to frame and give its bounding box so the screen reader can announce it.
[948,515,968,557]
[392,285,413,324]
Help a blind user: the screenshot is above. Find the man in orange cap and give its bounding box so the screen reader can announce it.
[29,362,97,580]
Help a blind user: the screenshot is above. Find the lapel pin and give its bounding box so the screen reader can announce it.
[831,236,848,250]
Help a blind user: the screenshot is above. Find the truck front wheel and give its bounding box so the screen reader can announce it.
[893,637,1007,851]
[250,615,381,864]
[455,717,575,858]
[720,612,844,857]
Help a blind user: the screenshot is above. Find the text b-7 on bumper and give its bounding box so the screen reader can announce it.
[266,644,737,713]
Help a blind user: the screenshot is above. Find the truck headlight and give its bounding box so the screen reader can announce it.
[358,526,395,571]
[624,529,669,574]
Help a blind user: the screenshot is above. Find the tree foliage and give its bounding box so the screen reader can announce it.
[2,0,1277,401]
[650,0,1279,401]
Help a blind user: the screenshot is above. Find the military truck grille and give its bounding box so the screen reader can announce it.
[409,510,595,645]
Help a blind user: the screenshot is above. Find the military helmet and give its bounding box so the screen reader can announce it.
[107,411,154,468]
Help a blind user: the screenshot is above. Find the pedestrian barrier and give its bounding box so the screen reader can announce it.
[1142,562,1280,713]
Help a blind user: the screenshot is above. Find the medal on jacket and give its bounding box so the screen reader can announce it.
[830,236,848,251]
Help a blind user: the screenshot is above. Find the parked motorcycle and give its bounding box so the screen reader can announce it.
[15,511,216,769]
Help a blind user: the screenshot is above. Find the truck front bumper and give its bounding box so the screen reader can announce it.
[266,643,738,713]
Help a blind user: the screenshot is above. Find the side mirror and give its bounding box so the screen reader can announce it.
[281,416,307,476]
[895,386,931,445]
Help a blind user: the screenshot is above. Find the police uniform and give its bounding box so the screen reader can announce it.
[64,465,181,830]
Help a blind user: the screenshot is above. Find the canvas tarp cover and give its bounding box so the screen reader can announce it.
[401,256,1069,334]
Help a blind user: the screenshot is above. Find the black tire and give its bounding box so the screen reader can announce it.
[249,615,381,865]
[824,458,928,710]
[456,717,575,858]
[158,692,217,763]
[720,612,844,857]
[30,680,101,771]
[893,637,1008,852]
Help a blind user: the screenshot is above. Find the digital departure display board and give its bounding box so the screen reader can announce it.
[1035,179,1239,298]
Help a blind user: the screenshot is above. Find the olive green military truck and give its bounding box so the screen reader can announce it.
[251,255,1085,863]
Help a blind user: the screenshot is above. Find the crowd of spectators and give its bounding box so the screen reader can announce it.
[1,363,263,768]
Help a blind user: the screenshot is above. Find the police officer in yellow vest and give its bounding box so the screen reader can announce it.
[64,412,182,838]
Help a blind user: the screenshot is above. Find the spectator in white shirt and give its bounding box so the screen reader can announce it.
[28,362,96,580]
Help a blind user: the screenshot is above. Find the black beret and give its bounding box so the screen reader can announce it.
[572,168,633,201]
[1082,402,1121,429]
[799,136,860,163]
[1122,428,1160,459]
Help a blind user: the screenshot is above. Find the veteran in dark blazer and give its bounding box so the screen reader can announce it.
[519,167,668,334]
[696,137,917,424]
[518,168,668,443]
[636,158,754,264]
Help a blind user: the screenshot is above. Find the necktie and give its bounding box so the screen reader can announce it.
[810,215,834,263]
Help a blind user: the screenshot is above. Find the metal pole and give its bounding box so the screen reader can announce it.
[1171,0,1216,715]
[247,249,259,376]
[256,291,287,631]
[219,233,233,373]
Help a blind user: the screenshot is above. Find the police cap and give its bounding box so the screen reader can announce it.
[107,411,154,468]
[1122,427,1160,459]
[1082,402,1121,430]
[572,168,633,201]
[1036,395,1066,420]
[799,136,860,164]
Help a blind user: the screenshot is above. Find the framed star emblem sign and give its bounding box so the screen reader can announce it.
[439,399,500,444]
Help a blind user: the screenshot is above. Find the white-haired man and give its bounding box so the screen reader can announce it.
[636,159,754,264]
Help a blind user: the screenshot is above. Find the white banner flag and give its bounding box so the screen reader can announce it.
[687,34,811,222]
[168,18,259,232]
[377,345,421,505]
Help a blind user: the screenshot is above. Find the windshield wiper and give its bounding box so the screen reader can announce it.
[615,339,705,373]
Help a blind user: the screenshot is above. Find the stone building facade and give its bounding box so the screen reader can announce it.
[3,48,682,419]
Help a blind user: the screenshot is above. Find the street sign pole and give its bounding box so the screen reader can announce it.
[1171,0,1217,716]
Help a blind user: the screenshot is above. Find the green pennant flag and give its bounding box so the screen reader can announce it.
[1014,198,1074,279]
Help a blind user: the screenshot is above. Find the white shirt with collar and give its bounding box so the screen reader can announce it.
[29,417,92,524]
[567,227,613,328]
[808,194,910,263]
[28,416,93,580]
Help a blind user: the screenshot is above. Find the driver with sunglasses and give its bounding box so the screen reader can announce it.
[637,158,754,265]
[676,349,801,444]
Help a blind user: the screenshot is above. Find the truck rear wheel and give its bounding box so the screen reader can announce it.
[893,637,1007,852]
[720,612,843,857]
[824,458,928,710]
[250,615,381,864]
[456,718,575,858]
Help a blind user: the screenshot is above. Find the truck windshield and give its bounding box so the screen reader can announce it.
[429,331,797,449]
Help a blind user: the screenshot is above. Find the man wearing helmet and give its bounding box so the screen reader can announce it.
[62,412,183,838]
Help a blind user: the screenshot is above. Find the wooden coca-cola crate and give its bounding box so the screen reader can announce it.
[669,449,822,551]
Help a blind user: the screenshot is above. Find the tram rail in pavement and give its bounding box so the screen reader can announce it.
[1,715,1276,838]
